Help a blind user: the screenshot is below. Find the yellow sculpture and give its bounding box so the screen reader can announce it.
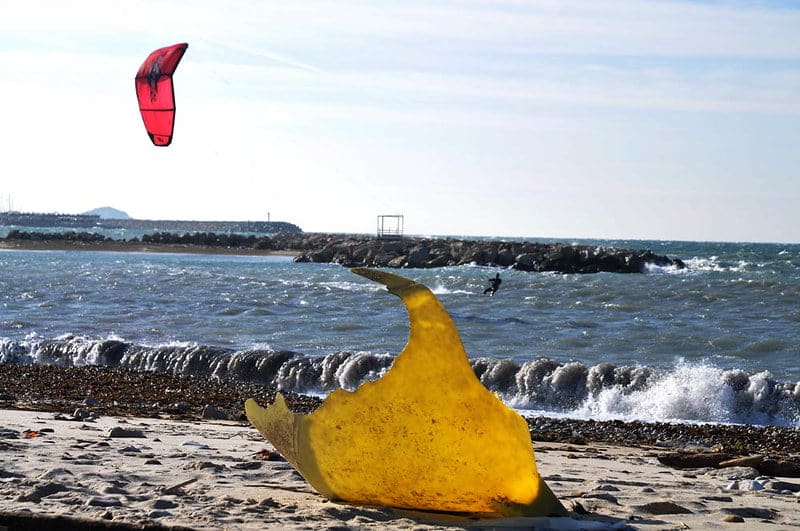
[245,267,566,516]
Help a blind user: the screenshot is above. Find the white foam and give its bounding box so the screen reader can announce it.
[572,360,799,427]
[643,262,689,275]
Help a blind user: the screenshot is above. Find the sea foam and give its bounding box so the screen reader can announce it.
[3,335,798,427]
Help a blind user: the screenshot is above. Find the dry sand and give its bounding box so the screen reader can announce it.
[2,409,799,530]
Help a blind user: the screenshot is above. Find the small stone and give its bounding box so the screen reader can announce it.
[83,397,101,407]
[635,501,692,515]
[193,461,222,471]
[118,445,141,454]
[201,404,229,420]
[171,402,190,413]
[582,492,619,504]
[723,515,745,523]
[180,440,211,450]
[0,428,18,439]
[104,427,145,438]
[152,498,178,509]
[148,510,172,518]
[73,408,94,420]
[721,507,778,520]
[258,497,281,508]
[232,461,261,470]
[762,479,800,492]
[736,480,765,492]
[592,484,620,492]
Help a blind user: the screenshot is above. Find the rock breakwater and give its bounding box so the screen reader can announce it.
[2,230,685,273]
[291,234,685,273]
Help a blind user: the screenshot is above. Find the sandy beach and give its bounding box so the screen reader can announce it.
[2,397,800,530]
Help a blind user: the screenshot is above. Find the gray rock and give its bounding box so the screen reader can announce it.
[758,458,800,477]
[171,402,190,413]
[0,428,18,439]
[635,501,692,515]
[727,479,765,491]
[180,440,211,450]
[201,404,229,420]
[118,445,141,454]
[405,245,430,267]
[592,484,620,492]
[152,498,179,509]
[582,492,619,504]
[764,480,800,493]
[104,426,145,438]
[73,408,95,420]
[720,507,778,520]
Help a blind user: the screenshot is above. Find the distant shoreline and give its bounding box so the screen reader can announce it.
[0,230,687,273]
[0,238,300,257]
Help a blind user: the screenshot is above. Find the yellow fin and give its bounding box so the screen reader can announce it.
[245,267,566,516]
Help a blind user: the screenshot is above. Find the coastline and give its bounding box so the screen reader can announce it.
[0,239,299,258]
[2,365,800,529]
[0,231,686,273]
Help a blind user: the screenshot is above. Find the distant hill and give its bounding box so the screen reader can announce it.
[83,207,130,219]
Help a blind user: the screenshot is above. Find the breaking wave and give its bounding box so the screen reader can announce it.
[3,335,798,427]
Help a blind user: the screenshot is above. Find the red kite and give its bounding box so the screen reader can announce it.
[135,43,188,146]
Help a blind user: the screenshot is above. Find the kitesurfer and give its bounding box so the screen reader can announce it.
[483,273,502,296]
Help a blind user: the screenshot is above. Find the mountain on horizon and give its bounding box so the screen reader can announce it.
[83,207,130,220]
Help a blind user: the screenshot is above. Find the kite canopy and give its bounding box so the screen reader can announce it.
[135,43,188,146]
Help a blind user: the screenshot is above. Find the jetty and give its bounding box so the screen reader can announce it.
[2,229,685,274]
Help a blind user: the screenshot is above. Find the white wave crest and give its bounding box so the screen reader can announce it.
[574,361,799,427]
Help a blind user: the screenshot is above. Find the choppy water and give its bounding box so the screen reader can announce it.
[2,239,799,427]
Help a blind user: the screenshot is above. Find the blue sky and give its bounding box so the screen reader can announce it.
[1,1,799,242]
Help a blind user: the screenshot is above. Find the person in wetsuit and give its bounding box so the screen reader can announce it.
[483,273,502,296]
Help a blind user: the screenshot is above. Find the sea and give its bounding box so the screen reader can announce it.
[1,236,799,428]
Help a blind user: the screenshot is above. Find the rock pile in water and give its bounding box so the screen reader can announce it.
[2,230,686,273]
[290,234,685,274]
